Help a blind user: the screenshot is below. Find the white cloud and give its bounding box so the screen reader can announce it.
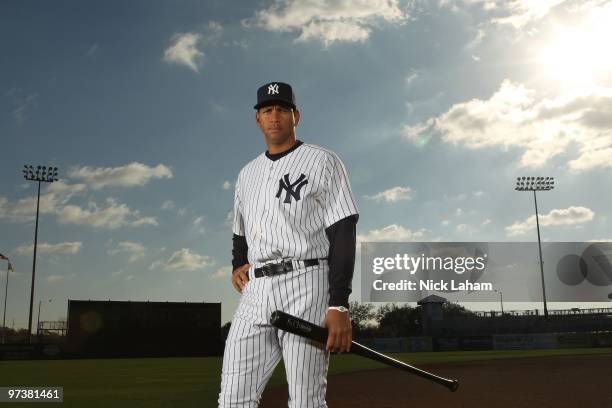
[440,0,568,28]
[297,20,370,46]
[405,70,419,85]
[153,248,212,272]
[456,223,478,236]
[161,200,175,210]
[1,178,158,230]
[505,206,594,236]
[404,81,612,171]
[204,21,223,45]
[0,180,86,222]
[246,0,406,46]
[365,186,413,202]
[46,273,76,283]
[16,241,82,255]
[222,181,232,190]
[491,0,568,28]
[46,180,88,195]
[56,198,158,229]
[441,219,451,226]
[163,32,204,72]
[456,223,468,232]
[108,241,146,263]
[8,89,39,123]
[193,216,206,234]
[162,22,224,72]
[68,162,172,190]
[357,224,426,243]
[211,266,232,279]
[466,28,485,49]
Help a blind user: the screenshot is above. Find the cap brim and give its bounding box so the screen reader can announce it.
[254,100,296,110]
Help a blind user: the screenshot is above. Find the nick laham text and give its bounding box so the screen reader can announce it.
[373,279,493,291]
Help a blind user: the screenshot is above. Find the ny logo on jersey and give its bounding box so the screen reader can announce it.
[276,173,308,203]
[268,83,279,95]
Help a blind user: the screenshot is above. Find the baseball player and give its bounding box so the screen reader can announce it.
[218,82,359,407]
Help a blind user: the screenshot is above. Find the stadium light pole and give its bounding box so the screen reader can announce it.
[1,254,12,344]
[515,176,555,320]
[23,165,59,344]
[494,289,504,315]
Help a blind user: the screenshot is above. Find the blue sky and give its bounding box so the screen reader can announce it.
[2,0,612,327]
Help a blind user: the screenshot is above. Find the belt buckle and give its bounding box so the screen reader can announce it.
[281,259,291,272]
[261,259,293,277]
[262,264,275,277]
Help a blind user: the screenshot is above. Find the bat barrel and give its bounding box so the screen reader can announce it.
[271,310,460,393]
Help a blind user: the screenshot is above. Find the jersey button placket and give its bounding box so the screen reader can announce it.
[268,162,275,180]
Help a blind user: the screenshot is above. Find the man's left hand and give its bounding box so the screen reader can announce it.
[322,309,352,353]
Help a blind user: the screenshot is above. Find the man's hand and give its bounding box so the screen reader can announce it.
[322,309,352,353]
[231,263,251,293]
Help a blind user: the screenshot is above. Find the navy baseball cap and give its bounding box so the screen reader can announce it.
[254,82,296,110]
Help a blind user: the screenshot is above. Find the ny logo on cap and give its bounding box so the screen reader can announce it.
[268,83,280,95]
[276,173,308,203]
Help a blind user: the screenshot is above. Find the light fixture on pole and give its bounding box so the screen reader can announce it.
[515,176,555,320]
[23,165,59,344]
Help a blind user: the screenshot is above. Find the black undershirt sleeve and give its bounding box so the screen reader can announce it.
[325,214,358,308]
[232,234,249,271]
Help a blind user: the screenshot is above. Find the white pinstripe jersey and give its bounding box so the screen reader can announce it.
[232,142,358,268]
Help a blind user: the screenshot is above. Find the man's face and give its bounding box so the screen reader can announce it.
[255,104,300,145]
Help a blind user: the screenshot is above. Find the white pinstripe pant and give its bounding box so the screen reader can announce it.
[218,263,330,407]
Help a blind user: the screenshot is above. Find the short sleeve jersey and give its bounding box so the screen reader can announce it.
[232,142,358,268]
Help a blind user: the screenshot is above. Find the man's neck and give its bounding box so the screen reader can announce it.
[267,137,297,155]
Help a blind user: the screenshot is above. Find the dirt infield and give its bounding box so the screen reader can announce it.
[260,354,612,407]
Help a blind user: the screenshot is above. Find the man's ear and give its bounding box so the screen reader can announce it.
[294,109,301,127]
[255,111,263,130]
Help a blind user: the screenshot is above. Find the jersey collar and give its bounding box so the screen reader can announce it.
[265,140,304,161]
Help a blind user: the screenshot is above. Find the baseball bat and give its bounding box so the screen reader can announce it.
[270,310,459,392]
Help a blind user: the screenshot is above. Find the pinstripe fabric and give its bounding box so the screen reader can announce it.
[220,142,358,407]
[232,143,358,269]
[218,264,330,407]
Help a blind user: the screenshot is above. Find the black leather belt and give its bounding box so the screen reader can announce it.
[254,258,324,278]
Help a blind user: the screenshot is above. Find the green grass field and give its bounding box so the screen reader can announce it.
[1,348,611,408]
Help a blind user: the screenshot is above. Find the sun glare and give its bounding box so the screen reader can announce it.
[539,8,612,86]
